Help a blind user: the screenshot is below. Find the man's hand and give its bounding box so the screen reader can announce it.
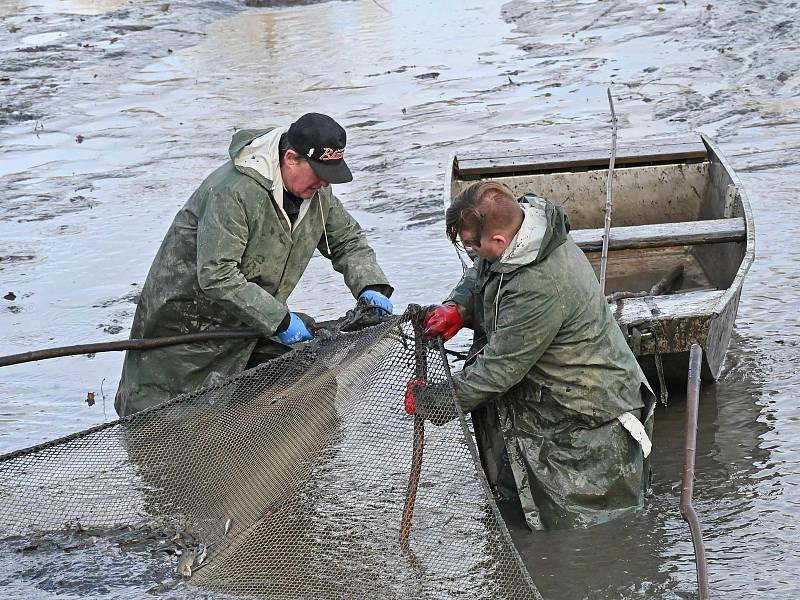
[360,290,393,314]
[404,378,426,415]
[278,312,314,344]
[423,304,463,342]
[404,378,452,423]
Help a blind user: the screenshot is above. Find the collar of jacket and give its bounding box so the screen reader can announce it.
[230,126,284,192]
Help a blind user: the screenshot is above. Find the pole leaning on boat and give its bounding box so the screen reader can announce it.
[682,343,711,599]
[599,88,618,295]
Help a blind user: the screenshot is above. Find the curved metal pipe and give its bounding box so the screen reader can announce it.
[681,343,710,599]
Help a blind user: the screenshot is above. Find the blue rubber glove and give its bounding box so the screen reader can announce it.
[278,312,314,344]
[360,290,393,315]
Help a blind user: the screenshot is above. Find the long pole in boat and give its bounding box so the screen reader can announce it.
[399,305,427,549]
[599,88,618,295]
[681,343,710,599]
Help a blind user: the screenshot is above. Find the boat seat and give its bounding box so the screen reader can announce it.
[571,217,746,252]
[610,289,725,326]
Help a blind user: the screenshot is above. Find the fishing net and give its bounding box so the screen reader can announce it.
[0,305,540,600]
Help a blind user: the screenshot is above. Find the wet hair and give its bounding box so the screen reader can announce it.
[445,181,518,245]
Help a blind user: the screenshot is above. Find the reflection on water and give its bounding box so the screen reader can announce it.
[1,0,800,597]
[0,1,24,19]
[32,0,128,15]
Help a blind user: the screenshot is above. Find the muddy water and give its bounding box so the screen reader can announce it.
[1,0,799,597]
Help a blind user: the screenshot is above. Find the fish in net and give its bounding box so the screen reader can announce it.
[0,305,541,599]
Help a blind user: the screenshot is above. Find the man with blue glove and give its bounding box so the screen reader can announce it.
[115,113,393,416]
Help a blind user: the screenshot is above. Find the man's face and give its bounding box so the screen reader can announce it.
[281,151,329,199]
[458,226,505,263]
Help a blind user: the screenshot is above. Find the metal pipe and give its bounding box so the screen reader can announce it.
[0,330,261,368]
[0,316,354,369]
[599,87,618,295]
[681,343,710,599]
[399,305,427,549]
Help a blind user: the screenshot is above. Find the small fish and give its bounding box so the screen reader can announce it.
[224,518,232,535]
[146,582,172,594]
[196,544,207,566]
[177,549,195,578]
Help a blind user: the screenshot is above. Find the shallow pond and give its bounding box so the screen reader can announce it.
[1,0,799,597]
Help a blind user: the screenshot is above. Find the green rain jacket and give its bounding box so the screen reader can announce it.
[430,195,654,531]
[115,127,391,416]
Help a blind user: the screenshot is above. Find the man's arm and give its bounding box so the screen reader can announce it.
[422,272,564,424]
[318,192,393,298]
[196,189,289,336]
[444,265,479,328]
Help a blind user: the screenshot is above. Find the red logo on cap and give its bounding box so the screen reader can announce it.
[319,147,344,161]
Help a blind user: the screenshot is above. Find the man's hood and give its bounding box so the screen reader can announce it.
[229,126,318,233]
[228,128,274,160]
[492,195,570,274]
[229,126,286,190]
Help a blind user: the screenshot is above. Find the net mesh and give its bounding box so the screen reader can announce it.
[0,307,540,599]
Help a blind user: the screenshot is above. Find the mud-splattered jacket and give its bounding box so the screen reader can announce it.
[432,195,653,530]
[115,127,391,416]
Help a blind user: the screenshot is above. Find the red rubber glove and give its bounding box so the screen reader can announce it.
[423,304,463,342]
[404,378,426,415]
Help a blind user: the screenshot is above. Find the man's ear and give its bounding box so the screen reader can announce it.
[284,148,302,165]
[491,233,510,248]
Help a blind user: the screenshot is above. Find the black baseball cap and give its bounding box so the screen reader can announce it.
[286,113,353,184]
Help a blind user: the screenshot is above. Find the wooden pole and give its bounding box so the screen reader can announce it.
[681,343,710,599]
[399,305,427,549]
[599,87,618,295]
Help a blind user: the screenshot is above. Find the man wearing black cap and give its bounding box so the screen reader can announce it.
[115,113,393,416]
